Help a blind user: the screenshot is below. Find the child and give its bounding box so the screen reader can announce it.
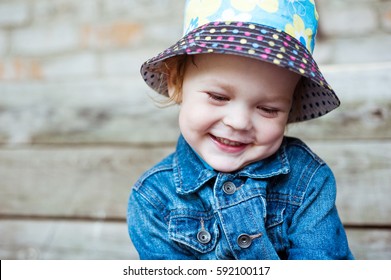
[127,0,354,260]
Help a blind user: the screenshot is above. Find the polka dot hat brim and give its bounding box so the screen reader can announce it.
[141,21,340,123]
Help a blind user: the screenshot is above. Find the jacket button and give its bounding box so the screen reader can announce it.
[237,234,252,248]
[197,230,211,244]
[222,181,236,194]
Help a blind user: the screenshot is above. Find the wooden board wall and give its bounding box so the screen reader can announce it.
[1,0,391,259]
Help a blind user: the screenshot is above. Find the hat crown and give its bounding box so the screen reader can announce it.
[183,0,319,53]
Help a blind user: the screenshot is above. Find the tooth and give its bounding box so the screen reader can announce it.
[218,137,241,146]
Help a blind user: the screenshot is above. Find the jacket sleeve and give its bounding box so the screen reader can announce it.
[127,188,194,260]
[287,164,354,260]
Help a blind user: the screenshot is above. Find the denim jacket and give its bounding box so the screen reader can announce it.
[127,135,354,260]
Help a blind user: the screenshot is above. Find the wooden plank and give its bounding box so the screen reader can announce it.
[288,62,391,140]
[0,79,181,145]
[308,140,391,226]
[0,141,390,226]
[345,228,391,260]
[0,219,389,260]
[0,63,390,145]
[0,219,136,260]
[0,145,174,218]
[287,101,391,141]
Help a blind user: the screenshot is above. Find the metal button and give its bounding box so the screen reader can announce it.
[197,230,211,244]
[222,181,236,195]
[237,234,252,248]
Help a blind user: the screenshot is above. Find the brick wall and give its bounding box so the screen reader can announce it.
[0,0,390,82]
[0,0,184,81]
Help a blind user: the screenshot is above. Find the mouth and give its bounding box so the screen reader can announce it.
[210,134,249,152]
[214,136,245,146]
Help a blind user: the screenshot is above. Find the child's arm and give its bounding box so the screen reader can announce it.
[127,189,194,260]
[286,164,354,259]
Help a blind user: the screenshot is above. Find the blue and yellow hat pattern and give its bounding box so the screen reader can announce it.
[184,0,318,53]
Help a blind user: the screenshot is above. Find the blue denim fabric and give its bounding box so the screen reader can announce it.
[127,135,354,260]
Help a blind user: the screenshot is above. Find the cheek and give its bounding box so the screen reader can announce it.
[179,94,217,124]
[178,102,203,132]
[256,120,286,142]
[179,105,224,142]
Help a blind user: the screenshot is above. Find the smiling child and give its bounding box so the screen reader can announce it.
[127,0,353,260]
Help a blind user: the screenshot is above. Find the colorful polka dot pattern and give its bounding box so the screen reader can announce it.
[141,21,340,122]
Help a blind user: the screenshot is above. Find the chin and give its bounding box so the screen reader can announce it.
[209,161,245,173]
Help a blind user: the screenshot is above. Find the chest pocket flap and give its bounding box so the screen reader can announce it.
[168,209,219,254]
[266,202,285,229]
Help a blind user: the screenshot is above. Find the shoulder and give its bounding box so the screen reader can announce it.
[130,152,179,214]
[282,136,336,195]
[283,136,325,166]
[282,136,335,185]
[133,153,175,191]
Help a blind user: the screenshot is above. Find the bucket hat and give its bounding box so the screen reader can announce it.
[140,0,340,122]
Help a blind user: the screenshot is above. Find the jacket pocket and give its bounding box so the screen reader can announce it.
[168,209,219,254]
[266,202,285,229]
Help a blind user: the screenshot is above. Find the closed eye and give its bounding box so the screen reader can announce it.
[258,107,279,117]
[207,92,230,102]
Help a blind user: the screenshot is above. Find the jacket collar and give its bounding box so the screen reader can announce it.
[173,135,290,195]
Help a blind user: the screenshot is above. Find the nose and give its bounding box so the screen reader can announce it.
[222,105,253,131]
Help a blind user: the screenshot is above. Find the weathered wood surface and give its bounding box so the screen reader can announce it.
[0,145,173,218]
[345,229,391,260]
[0,142,390,225]
[0,220,390,260]
[0,220,136,260]
[0,63,390,145]
[0,141,390,260]
[288,62,391,140]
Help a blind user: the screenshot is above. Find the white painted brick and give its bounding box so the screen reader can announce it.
[0,1,30,26]
[40,52,99,80]
[77,0,101,22]
[144,22,183,46]
[101,51,143,78]
[0,57,42,80]
[33,0,100,23]
[380,2,391,32]
[332,34,391,64]
[102,0,184,21]
[0,31,7,55]
[10,22,79,56]
[313,40,334,65]
[319,2,379,37]
[101,49,168,78]
[80,21,143,50]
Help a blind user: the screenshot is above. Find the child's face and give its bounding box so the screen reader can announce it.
[170,54,300,172]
